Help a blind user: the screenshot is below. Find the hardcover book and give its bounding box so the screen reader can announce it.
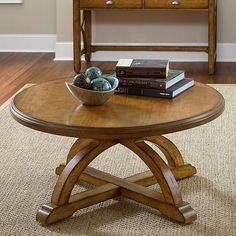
[117,70,184,89]
[115,79,194,99]
[116,59,169,78]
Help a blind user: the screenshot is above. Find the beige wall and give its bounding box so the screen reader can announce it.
[0,0,235,44]
[56,0,72,41]
[57,0,236,44]
[0,0,56,34]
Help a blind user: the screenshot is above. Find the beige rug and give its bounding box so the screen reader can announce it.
[0,84,235,236]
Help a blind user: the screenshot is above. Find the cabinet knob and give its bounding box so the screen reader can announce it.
[172,1,180,6]
[106,0,113,5]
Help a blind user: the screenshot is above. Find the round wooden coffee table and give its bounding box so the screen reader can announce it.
[10,79,224,225]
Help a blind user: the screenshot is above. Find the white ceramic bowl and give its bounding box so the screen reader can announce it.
[65,76,119,106]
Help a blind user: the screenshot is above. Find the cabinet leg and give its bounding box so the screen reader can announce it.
[83,10,92,62]
[208,0,217,75]
[73,0,81,73]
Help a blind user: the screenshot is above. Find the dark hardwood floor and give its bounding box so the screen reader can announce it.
[0,52,236,105]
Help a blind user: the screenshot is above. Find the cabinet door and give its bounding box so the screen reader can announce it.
[80,0,142,9]
[145,0,209,9]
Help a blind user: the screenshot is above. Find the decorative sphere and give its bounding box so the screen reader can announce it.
[85,67,102,80]
[91,78,112,91]
[102,75,116,87]
[72,73,91,89]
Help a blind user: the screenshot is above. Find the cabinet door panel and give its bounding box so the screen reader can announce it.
[145,0,209,9]
[80,0,142,9]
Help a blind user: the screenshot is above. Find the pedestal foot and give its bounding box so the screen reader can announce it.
[37,136,197,225]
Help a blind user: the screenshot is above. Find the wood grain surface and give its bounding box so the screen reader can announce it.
[145,0,208,9]
[80,0,142,9]
[74,0,216,74]
[8,71,225,225]
[1,52,235,107]
[10,79,224,139]
[37,137,197,225]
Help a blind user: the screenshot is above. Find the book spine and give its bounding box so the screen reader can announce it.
[116,86,173,98]
[116,67,166,78]
[118,78,166,89]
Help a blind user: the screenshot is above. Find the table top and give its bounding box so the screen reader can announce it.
[10,78,225,139]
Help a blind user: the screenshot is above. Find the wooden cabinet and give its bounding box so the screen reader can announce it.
[144,0,208,9]
[145,0,209,9]
[80,0,142,9]
[73,0,217,74]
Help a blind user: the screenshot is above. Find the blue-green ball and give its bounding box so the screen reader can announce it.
[91,78,112,91]
[72,73,91,89]
[85,67,102,80]
[102,76,115,88]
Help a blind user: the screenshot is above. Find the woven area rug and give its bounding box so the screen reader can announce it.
[0,84,235,236]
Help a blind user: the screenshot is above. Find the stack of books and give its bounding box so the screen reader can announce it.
[115,59,194,98]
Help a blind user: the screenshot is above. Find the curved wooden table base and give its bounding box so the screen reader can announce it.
[36,136,197,225]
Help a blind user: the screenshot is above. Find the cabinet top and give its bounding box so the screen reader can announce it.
[79,0,212,10]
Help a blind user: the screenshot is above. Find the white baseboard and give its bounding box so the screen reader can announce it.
[0,0,23,3]
[0,34,236,62]
[0,34,56,52]
[55,42,236,62]
[55,42,73,60]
